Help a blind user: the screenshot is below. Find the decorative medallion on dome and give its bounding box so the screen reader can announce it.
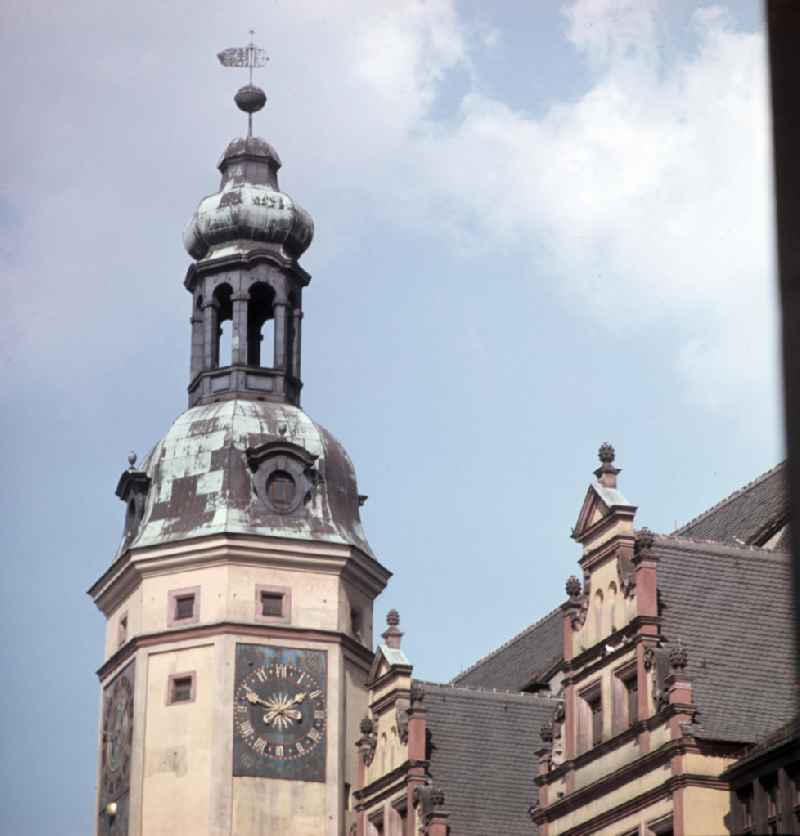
[246,438,318,516]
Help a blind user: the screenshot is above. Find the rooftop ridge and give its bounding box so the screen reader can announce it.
[656,532,791,560]
[671,461,786,538]
[413,679,556,702]
[449,606,561,684]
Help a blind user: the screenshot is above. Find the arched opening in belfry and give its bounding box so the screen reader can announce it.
[213,283,233,368]
[247,282,275,368]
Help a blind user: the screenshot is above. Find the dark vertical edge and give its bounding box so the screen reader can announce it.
[767,0,800,686]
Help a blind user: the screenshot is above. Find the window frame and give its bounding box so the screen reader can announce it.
[166,671,197,706]
[578,680,603,752]
[254,584,291,625]
[612,659,639,735]
[167,586,201,628]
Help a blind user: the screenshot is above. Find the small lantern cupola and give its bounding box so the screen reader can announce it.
[183,42,314,409]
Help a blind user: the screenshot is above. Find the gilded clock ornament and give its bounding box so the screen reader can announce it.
[233,644,327,781]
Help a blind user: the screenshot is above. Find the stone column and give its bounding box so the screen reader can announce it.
[426,811,449,836]
[231,291,249,366]
[291,307,303,380]
[273,298,289,370]
[203,299,220,369]
[190,312,204,378]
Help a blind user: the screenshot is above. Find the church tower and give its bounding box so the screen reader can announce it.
[89,43,390,836]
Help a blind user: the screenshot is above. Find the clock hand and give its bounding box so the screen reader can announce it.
[244,689,272,709]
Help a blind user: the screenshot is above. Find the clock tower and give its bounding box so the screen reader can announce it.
[89,44,390,836]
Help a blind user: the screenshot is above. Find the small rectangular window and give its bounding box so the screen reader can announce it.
[117,614,128,648]
[261,591,284,617]
[351,608,362,639]
[763,775,779,833]
[168,672,196,705]
[590,695,603,745]
[625,676,638,725]
[736,785,754,833]
[578,682,602,753]
[175,594,195,621]
[167,586,201,627]
[255,585,291,623]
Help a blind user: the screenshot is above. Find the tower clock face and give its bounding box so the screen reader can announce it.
[233,644,327,781]
[100,661,135,813]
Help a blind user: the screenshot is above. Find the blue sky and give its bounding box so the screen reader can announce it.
[0,1,778,832]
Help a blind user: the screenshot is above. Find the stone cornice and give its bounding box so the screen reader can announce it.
[183,244,311,291]
[370,686,411,717]
[89,533,391,615]
[536,772,730,835]
[354,759,428,807]
[575,506,636,550]
[538,703,716,786]
[579,531,635,570]
[96,620,374,680]
[537,732,739,814]
[368,666,413,696]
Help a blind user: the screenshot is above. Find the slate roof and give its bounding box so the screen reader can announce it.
[722,713,800,777]
[419,682,556,836]
[672,462,788,547]
[655,535,797,744]
[450,608,563,691]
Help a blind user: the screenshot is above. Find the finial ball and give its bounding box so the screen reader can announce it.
[235,84,267,114]
[386,609,400,627]
[598,442,615,464]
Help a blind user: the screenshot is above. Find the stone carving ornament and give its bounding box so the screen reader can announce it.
[245,439,318,516]
[356,716,377,766]
[414,781,445,823]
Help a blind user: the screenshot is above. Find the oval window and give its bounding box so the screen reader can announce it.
[267,470,296,512]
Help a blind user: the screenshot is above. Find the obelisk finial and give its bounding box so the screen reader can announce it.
[217,31,270,137]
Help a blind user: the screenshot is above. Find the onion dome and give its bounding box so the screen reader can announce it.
[183,135,314,261]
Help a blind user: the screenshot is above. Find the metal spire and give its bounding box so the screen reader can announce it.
[217,31,270,137]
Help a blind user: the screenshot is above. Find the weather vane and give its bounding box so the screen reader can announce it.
[217,30,269,137]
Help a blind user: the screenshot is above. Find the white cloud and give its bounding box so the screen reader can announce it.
[0,0,778,431]
[386,0,777,427]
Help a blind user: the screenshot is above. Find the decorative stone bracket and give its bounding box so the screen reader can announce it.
[565,575,588,629]
[616,545,637,598]
[356,716,377,766]
[644,645,671,711]
[414,781,446,828]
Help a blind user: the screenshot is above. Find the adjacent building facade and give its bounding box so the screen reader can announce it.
[90,74,798,836]
[352,451,796,835]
